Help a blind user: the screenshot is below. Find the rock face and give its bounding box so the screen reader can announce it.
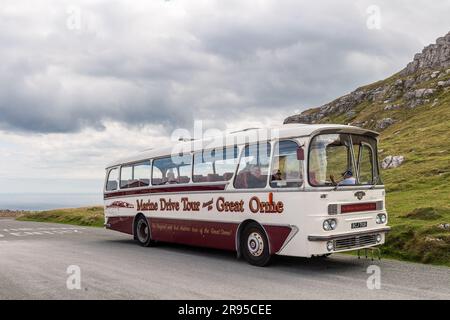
[400,32,450,76]
[377,118,395,129]
[284,31,450,129]
[381,155,405,169]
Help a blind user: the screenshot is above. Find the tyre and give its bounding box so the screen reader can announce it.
[134,215,155,247]
[241,222,271,267]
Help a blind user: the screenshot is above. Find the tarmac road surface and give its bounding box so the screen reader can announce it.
[0,218,449,300]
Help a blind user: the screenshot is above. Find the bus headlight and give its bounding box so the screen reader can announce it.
[376,214,387,224]
[323,219,337,231]
[326,241,334,251]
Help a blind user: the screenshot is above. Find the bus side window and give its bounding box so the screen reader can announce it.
[152,154,192,185]
[120,161,151,189]
[120,165,133,189]
[106,168,119,191]
[134,162,151,187]
[234,142,271,189]
[270,140,303,188]
[193,146,239,183]
[152,165,164,185]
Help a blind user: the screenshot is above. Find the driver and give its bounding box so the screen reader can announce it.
[330,170,356,186]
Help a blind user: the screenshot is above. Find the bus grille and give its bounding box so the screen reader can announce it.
[334,234,377,250]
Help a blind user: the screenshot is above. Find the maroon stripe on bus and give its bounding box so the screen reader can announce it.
[104,184,227,199]
[263,225,293,254]
[106,215,293,254]
[106,216,134,235]
[150,218,238,251]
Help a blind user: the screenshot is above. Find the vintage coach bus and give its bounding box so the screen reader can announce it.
[103,124,390,266]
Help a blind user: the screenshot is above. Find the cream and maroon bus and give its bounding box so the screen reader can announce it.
[103,124,390,266]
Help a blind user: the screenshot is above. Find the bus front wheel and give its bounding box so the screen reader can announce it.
[241,223,271,267]
[134,215,155,247]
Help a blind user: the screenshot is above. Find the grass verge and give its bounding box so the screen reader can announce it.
[17,206,104,227]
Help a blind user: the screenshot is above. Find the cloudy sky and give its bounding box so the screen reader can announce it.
[0,0,449,196]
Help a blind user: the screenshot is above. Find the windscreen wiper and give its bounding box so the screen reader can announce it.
[370,175,380,189]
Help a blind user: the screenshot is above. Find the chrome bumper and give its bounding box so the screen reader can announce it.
[307,226,391,241]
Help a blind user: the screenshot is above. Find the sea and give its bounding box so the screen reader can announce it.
[0,193,104,211]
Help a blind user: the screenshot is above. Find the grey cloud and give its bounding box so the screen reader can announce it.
[0,0,447,133]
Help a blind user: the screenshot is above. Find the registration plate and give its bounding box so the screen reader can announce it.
[351,221,367,229]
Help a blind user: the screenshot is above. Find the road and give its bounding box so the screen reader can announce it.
[0,218,449,300]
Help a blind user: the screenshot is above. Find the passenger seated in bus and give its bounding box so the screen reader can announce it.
[166,169,177,184]
[223,172,234,181]
[178,176,190,184]
[247,166,267,188]
[271,169,282,181]
[207,173,221,182]
[330,170,356,186]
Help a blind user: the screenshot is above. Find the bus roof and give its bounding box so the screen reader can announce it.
[106,123,378,168]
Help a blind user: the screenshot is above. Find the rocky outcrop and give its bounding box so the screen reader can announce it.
[400,32,450,76]
[381,155,405,169]
[284,31,450,128]
[377,118,395,129]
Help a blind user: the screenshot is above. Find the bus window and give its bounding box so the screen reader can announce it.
[106,168,119,191]
[309,133,379,186]
[152,154,192,185]
[270,140,303,188]
[234,142,271,189]
[193,146,239,183]
[133,162,151,187]
[357,144,374,184]
[309,134,354,186]
[120,165,133,188]
[152,165,164,185]
[120,161,151,189]
[352,137,376,184]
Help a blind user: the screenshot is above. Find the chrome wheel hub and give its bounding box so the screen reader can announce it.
[247,232,264,257]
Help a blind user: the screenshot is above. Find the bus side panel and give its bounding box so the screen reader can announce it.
[263,225,293,254]
[106,216,134,235]
[150,218,238,251]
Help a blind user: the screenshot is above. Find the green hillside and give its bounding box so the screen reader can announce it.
[285,33,450,266]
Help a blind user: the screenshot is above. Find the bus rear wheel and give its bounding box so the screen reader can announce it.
[134,215,155,247]
[241,223,271,267]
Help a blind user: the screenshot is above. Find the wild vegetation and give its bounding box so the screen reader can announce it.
[17,207,104,227]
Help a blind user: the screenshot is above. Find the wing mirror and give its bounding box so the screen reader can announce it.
[297,146,305,160]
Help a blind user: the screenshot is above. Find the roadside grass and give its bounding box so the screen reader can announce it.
[376,85,450,267]
[17,206,104,227]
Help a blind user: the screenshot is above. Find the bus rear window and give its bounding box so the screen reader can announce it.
[106,168,119,191]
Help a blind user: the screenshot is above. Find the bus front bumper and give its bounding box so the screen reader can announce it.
[307,227,391,241]
[307,227,391,254]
